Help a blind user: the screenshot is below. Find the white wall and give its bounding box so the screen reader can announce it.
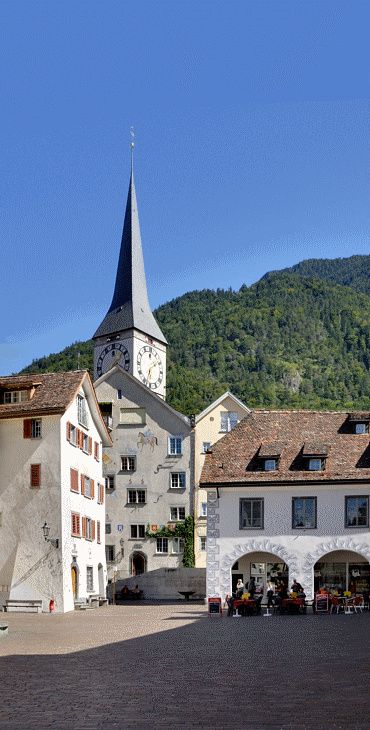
[207,484,370,600]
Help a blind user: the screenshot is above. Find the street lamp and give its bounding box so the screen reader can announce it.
[42,522,59,549]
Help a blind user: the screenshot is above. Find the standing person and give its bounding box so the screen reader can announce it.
[248,576,256,598]
[236,578,244,598]
[266,580,275,609]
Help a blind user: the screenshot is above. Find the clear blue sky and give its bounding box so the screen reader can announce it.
[0,0,368,374]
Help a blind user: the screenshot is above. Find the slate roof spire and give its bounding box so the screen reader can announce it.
[93,140,167,344]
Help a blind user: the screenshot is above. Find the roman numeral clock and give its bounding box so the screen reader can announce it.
[96,342,130,378]
[136,345,164,390]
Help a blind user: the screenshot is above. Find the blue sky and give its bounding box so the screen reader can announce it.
[0,0,368,374]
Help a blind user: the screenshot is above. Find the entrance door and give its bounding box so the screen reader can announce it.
[132,553,146,576]
[71,565,78,599]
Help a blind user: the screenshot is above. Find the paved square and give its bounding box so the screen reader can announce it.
[0,604,369,729]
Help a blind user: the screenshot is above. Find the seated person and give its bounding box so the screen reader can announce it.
[248,577,256,598]
[121,584,129,597]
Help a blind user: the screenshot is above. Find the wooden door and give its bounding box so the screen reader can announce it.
[71,566,78,598]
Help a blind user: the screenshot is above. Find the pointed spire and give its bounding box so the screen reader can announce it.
[93,139,167,344]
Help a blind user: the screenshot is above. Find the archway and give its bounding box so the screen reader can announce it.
[98,563,105,596]
[231,551,289,596]
[313,549,370,596]
[219,539,298,598]
[71,564,78,600]
[130,552,147,576]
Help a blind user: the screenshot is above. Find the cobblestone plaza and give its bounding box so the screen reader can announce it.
[1,604,369,729]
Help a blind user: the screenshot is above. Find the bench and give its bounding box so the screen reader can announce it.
[5,599,43,613]
[118,589,144,601]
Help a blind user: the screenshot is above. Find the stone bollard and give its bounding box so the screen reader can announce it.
[0,624,9,638]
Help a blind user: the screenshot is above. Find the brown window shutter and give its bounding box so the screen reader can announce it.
[91,520,96,541]
[94,442,99,460]
[70,468,78,492]
[82,516,87,538]
[99,483,104,505]
[30,464,41,488]
[66,421,71,441]
[97,521,101,544]
[79,430,83,449]
[88,437,92,455]
[23,419,32,438]
[80,474,85,496]
[71,512,80,536]
[90,479,95,500]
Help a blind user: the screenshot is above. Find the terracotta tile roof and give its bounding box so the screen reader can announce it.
[0,371,86,419]
[200,410,370,486]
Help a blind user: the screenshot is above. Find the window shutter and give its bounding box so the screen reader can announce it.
[70,468,79,492]
[80,474,85,496]
[91,520,96,541]
[99,483,104,505]
[82,516,87,538]
[94,442,99,460]
[30,464,41,488]
[88,437,92,455]
[71,513,80,536]
[66,421,71,441]
[90,479,95,500]
[97,521,101,544]
[23,419,32,438]
[77,429,83,449]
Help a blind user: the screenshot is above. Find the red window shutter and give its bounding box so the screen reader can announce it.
[99,483,104,505]
[91,520,96,541]
[66,421,71,441]
[23,419,32,439]
[30,464,41,488]
[82,516,87,538]
[71,512,80,536]
[70,468,79,492]
[97,521,101,544]
[80,474,85,496]
[94,442,99,461]
[79,430,84,449]
[90,479,95,500]
[88,437,92,455]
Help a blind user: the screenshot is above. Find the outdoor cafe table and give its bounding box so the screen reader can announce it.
[280,597,305,613]
[233,598,257,616]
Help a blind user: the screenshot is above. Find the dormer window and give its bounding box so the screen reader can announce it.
[4,390,29,404]
[264,458,277,472]
[308,458,324,471]
[302,442,328,472]
[348,413,370,434]
[355,423,369,434]
[257,443,283,472]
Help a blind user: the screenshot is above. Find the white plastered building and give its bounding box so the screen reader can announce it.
[0,371,112,613]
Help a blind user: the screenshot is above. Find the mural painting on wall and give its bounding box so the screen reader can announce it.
[137,430,158,452]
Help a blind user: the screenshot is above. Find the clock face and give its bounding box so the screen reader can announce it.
[137,345,163,389]
[96,343,130,377]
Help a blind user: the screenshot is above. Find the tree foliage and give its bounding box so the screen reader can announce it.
[21,256,370,414]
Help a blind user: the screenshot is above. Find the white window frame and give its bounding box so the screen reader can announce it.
[105,475,115,491]
[4,390,28,404]
[200,536,207,551]
[168,435,183,456]
[105,523,111,534]
[308,458,323,471]
[220,411,238,433]
[130,524,146,539]
[355,422,368,434]
[77,394,89,428]
[70,424,77,446]
[84,476,92,499]
[172,537,184,554]
[170,472,186,489]
[127,489,146,505]
[85,517,93,541]
[86,566,94,592]
[170,506,186,522]
[202,442,211,453]
[240,498,264,530]
[156,537,169,554]
[264,458,277,472]
[200,502,207,517]
[121,455,136,472]
[31,419,42,439]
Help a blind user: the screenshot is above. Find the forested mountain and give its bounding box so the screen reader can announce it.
[21,257,370,414]
[274,254,370,296]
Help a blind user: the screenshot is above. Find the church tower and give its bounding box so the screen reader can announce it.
[93,145,167,398]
